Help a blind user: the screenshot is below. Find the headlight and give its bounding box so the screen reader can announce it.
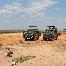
[31,36,33,38]
[24,33,25,34]
[50,38,51,39]
[26,35,27,37]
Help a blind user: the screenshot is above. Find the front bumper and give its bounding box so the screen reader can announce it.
[25,36,34,40]
[43,35,53,40]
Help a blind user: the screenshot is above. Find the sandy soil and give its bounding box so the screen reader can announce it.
[0,33,66,66]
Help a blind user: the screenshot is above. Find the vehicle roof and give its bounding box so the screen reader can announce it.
[47,26,55,27]
[29,26,37,27]
[27,29,38,30]
[46,29,53,31]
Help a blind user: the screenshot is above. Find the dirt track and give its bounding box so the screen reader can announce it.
[0,33,66,44]
[0,33,66,66]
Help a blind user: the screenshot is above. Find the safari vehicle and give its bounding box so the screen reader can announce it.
[43,26,58,41]
[23,26,41,41]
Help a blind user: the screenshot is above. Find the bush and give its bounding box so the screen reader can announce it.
[14,56,35,63]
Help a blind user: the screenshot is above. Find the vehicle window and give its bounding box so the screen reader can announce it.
[46,30,53,33]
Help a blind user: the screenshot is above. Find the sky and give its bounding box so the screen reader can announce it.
[0,0,66,30]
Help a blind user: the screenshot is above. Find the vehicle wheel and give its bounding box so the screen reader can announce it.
[54,37,57,40]
[37,36,39,40]
[34,38,36,41]
[31,38,34,41]
[43,38,46,41]
[25,38,27,41]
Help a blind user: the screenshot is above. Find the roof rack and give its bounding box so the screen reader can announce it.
[29,26,37,27]
[47,26,55,28]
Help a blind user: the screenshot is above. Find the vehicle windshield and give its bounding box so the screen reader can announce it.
[27,30,34,34]
[45,29,53,34]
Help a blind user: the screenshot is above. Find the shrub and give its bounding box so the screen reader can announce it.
[14,56,35,63]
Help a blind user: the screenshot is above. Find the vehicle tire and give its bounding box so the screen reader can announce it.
[34,38,36,41]
[25,38,27,41]
[54,37,57,40]
[37,36,39,40]
[43,38,46,41]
